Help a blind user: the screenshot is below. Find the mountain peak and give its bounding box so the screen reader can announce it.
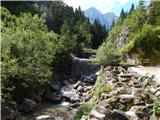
[83,7,118,29]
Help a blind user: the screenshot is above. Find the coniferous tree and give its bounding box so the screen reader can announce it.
[129,4,135,14]
[111,20,115,28]
[147,0,160,25]
[91,20,108,49]
[120,8,126,19]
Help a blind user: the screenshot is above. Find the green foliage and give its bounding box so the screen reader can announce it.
[147,0,160,25]
[96,1,160,65]
[129,4,135,14]
[74,101,95,120]
[1,7,58,102]
[47,1,107,51]
[94,84,112,98]
[90,20,108,49]
[1,1,40,15]
[48,1,74,33]
[154,100,160,117]
[133,24,160,53]
[94,41,120,66]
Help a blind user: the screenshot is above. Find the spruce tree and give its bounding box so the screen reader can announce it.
[129,4,135,14]
[120,8,126,19]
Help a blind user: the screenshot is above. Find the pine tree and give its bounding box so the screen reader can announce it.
[91,20,107,49]
[139,0,145,9]
[129,4,135,14]
[120,8,126,19]
[111,20,115,28]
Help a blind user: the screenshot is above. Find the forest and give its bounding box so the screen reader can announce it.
[1,0,160,120]
[1,1,107,104]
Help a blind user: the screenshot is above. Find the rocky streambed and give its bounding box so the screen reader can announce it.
[11,79,95,120]
[2,62,160,120]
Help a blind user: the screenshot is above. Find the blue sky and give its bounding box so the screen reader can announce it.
[63,0,150,16]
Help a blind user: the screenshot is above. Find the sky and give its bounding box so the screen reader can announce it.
[63,0,149,16]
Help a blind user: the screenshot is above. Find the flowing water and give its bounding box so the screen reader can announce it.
[16,101,75,120]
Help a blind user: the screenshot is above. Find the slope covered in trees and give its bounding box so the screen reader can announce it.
[1,1,108,106]
[95,0,160,66]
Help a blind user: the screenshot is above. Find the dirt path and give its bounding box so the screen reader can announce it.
[129,63,160,85]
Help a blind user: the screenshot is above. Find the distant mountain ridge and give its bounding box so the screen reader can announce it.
[83,7,118,29]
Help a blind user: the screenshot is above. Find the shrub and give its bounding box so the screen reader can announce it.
[94,41,120,66]
[1,7,58,103]
[133,24,159,53]
[154,100,160,117]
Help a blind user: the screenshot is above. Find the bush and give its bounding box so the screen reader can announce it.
[1,7,58,103]
[133,24,159,53]
[94,41,120,66]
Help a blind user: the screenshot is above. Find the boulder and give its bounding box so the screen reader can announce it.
[112,69,121,75]
[134,99,145,106]
[119,74,132,78]
[119,95,134,104]
[44,91,61,103]
[77,85,84,93]
[112,110,128,120]
[83,74,96,84]
[51,84,61,92]
[119,78,130,82]
[90,109,105,119]
[73,81,82,89]
[36,115,62,120]
[17,98,38,113]
[7,101,17,110]
[81,115,88,120]
[135,106,151,119]
[36,115,53,120]
[68,102,80,109]
[84,86,92,92]
[1,106,17,120]
[62,91,80,103]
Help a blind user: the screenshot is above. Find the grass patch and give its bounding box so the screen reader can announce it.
[94,84,112,98]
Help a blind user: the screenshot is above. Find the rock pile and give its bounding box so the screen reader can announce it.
[80,66,160,120]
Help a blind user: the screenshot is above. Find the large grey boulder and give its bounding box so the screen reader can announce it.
[44,91,61,103]
[17,98,38,113]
